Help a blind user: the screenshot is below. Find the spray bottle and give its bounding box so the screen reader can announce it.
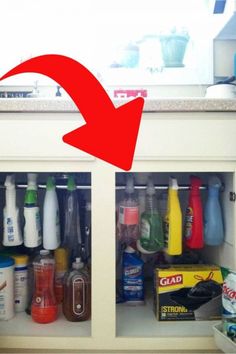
[184,176,204,249]
[138,177,164,253]
[118,175,139,245]
[204,176,224,246]
[164,177,182,256]
[3,175,23,246]
[23,173,42,248]
[43,176,60,250]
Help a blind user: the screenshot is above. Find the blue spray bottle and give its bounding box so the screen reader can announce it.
[204,176,224,246]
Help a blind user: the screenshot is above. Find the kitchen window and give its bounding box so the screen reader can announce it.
[0,0,235,97]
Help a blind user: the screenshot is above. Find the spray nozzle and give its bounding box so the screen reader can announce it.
[146,177,156,196]
[169,177,178,190]
[208,176,222,188]
[72,257,84,269]
[27,173,38,190]
[46,176,55,190]
[125,175,134,194]
[4,175,15,189]
[67,175,76,191]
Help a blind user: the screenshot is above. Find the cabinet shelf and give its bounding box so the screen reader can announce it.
[0,310,91,337]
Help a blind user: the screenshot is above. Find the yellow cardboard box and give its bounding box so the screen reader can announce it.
[154,264,223,321]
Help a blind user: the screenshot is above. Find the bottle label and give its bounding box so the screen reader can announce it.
[72,277,85,316]
[185,207,193,239]
[140,219,150,240]
[119,206,139,225]
[6,217,15,242]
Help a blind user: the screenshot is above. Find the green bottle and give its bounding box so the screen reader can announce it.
[138,177,164,253]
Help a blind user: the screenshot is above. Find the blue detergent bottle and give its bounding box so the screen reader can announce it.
[204,176,224,246]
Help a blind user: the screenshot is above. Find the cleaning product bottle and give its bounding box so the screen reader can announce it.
[204,176,224,246]
[122,246,144,304]
[62,176,82,266]
[164,177,182,256]
[3,175,23,246]
[63,257,91,321]
[43,176,60,250]
[118,175,139,245]
[184,176,204,249]
[31,250,58,323]
[54,247,68,304]
[23,173,42,248]
[138,177,164,253]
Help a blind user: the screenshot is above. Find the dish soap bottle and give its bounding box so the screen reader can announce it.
[164,177,182,255]
[204,176,224,246]
[117,175,139,245]
[62,176,82,266]
[63,257,91,321]
[3,175,23,246]
[43,176,60,250]
[31,250,58,323]
[138,177,164,253]
[23,173,42,248]
[184,176,204,249]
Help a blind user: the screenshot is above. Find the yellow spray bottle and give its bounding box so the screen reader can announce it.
[164,177,182,255]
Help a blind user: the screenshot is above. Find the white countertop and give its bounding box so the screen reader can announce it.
[0,97,235,112]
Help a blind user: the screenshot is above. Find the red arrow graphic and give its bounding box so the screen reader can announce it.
[0,55,144,170]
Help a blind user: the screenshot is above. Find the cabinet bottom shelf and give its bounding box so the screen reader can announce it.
[0,307,91,337]
[116,296,219,338]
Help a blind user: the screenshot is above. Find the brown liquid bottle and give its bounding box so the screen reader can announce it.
[62,257,91,321]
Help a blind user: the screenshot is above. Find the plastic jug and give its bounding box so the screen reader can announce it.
[204,176,224,246]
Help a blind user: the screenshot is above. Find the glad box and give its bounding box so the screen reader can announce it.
[154,265,223,321]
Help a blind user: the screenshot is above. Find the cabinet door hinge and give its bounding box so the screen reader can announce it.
[230,192,236,202]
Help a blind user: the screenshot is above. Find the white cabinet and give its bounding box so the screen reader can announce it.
[0,110,235,353]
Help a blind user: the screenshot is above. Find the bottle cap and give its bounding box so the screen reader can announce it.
[67,175,76,191]
[0,256,15,268]
[40,250,50,256]
[11,254,29,266]
[208,176,221,188]
[124,246,135,253]
[190,175,202,189]
[24,189,37,205]
[46,176,55,191]
[72,257,84,269]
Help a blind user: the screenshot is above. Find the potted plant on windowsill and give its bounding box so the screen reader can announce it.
[159,27,190,68]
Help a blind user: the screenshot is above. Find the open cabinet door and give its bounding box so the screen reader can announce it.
[203,172,236,271]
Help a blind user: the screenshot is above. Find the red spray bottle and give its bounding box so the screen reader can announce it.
[184,176,204,249]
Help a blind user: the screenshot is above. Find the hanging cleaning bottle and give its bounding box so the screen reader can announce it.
[3,175,23,246]
[43,176,60,250]
[137,176,164,254]
[23,173,42,248]
[164,177,182,256]
[63,257,91,321]
[118,175,139,245]
[204,176,224,246]
[62,176,82,266]
[184,176,204,249]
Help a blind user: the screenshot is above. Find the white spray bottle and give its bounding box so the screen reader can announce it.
[3,175,23,246]
[43,176,60,250]
[23,173,42,248]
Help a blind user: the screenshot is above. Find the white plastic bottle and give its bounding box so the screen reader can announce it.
[43,176,60,250]
[11,254,29,312]
[23,173,42,248]
[3,175,23,246]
